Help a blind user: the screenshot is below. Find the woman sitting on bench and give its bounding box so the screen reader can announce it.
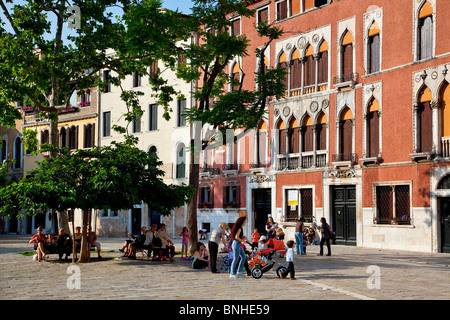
[29,226,47,262]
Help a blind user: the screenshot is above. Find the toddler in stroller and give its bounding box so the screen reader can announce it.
[248,238,287,279]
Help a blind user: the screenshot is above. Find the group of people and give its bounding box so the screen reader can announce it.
[192,215,334,281]
[29,226,102,262]
[119,223,175,261]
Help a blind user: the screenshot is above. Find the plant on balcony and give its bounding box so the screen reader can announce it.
[79,101,91,107]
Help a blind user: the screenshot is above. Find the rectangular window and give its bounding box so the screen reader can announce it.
[133,71,141,87]
[103,70,111,93]
[223,186,240,208]
[177,99,186,127]
[199,186,212,208]
[178,54,186,65]
[149,61,158,79]
[132,115,141,133]
[300,188,313,222]
[277,1,288,21]
[231,18,240,36]
[103,111,111,137]
[257,7,269,24]
[376,184,411,225]
[100,209,119,218]
[149,104,158,131]
[286,189,299,221]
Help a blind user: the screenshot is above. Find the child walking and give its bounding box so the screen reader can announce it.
[179,227,191,260]
[280,240,296,280]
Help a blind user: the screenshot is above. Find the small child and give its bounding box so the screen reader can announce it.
[258,235,267,250]
[280,240,296,280]
[251,228,260,249]
[179,227,191,260]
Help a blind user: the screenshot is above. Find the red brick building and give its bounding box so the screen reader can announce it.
[197,0,450,253]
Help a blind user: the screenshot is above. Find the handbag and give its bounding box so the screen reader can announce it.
[152,236,162,247]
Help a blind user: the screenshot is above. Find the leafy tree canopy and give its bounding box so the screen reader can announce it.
[0,136,193,218]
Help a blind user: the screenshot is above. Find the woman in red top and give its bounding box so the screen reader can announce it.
[29,226,47,262]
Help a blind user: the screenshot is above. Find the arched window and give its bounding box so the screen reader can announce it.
[317,41,329,88]
[0,139,6,162]
[438,174,450,190]
[316,112,327,151]
[339,107,353,157]
[301,115,313,152]
[417,86,433,153]
[304,45,315,88]
[60,127,67,148]
[290,49,301,90]
[41,130,49,145]
[84,123,95,148]
[288,118,299,154]
[341,30,354,78]
[366,98,380,158]
[149,145,157,157]
[256,121,267,166]
[367,21,380,74]
[14,137,22,169]
[68,126,78,150]
[176,143,186,179]
[418,1,433,60]
[439,82,450,157]
[277,119,286,156]
[278,52,289,89]
[231,63,241,92]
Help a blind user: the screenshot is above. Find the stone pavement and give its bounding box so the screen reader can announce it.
[0,234,449,301]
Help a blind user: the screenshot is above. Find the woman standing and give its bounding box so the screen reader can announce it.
[208,222,229,273]
[295,217,305,255]
[229,216,247,278]
[318,217,332,256]
[265,216,276,240]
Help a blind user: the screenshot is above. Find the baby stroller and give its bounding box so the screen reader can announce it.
[248,239,287,279]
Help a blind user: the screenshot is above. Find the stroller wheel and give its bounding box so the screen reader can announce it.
[251,267,263,279]
[276,266,287,278]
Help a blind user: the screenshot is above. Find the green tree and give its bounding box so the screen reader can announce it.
[176,0,285,252]
[0,0,190,231]
[0,136,193,262]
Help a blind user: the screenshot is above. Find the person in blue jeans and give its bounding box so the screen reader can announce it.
[229,216,247,278]
[295,217,305,255]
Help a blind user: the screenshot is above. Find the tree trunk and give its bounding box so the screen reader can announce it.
[186,161,199,254]
[49,116,59,157]
[186,121,202,254]
[57,211,70,234]
[71,210,76,263]
[79,210,89,263]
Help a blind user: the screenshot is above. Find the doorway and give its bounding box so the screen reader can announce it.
[253,188,271,237]
[440,197,450,253]
[332,185,357,246]
[131,207,142,236]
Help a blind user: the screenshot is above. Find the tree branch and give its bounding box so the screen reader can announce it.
[0,0,20,35]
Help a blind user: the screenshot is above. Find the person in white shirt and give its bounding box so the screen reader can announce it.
[280,240,296,280]
[156,224,176,262]
[143,224,159,259]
